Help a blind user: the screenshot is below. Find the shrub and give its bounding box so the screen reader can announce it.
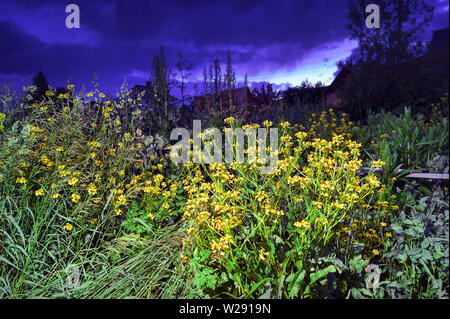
[180,118,393,298]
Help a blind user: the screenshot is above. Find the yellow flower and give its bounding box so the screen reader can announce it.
[35,188,45,196]
[294,220,311,229]
[116,194,126,206]
[52,193,60,199]
[90,218,98,224]
[295,131,307,140]
[385,232,392,238]
[68,177,79,186]
[63,223,73,231]
[115,209,123,216]
[71,193,81,203]
[224,117,235,124]
[372,249,380,255]
[87,183,97,196]
[263,120,273,127]
[370,160,385,169]
[280,121,291,128]
[16,177,27,184]
[380,222,387,227]
[258,249,269,261]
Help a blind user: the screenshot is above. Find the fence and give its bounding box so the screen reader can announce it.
[357,168,449,180]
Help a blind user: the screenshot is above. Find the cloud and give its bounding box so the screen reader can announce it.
[0,0,447,92]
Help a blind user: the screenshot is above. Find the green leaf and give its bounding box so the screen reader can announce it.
[407,247,421,256]
[433,252,444,260]
[310,265,336,286]
[248,278,271,297]
[419,186,431,196]
[287,269,306,298]
[421,238,430,249]
[349,256,368,273]
[390,223,403,234]
[350,288,363,299]
[421,249,432,261]
[395,252,408,263]
[258,284,273,299]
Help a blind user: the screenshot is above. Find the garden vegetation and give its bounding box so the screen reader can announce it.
[0,83,448,298]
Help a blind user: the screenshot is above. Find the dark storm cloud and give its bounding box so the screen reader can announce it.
[83,0,350,49]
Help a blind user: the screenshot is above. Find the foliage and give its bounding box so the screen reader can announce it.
[341,0,447,120]
[180,116,394,298]
[0,82,448,299]
[355,100,449,186]
[346,0,433,64]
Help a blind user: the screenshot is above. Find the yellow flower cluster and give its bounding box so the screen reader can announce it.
[294,220,311,229]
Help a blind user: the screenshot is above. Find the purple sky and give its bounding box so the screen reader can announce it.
[0,0,448,96]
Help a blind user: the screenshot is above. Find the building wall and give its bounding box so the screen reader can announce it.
[325,92,342,107]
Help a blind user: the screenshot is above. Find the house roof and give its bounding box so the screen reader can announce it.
[130,84,154,104]
[325,28,449,96]
[194,86,257,106]
[427,28,449,55]
[325,67,351,95]
[221,86,254,105]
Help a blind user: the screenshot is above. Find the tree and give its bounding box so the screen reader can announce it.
[346,0,433,65]
[340,0,436,121]
[244,74,248,105]
[175,51,192,107]
[224,50,236,107]
[252,82,279,106]
[282,80,326,107]
[32,72,50,101]
[214,58,223,109]
[202,65,209,95]
[149,45,174,134]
